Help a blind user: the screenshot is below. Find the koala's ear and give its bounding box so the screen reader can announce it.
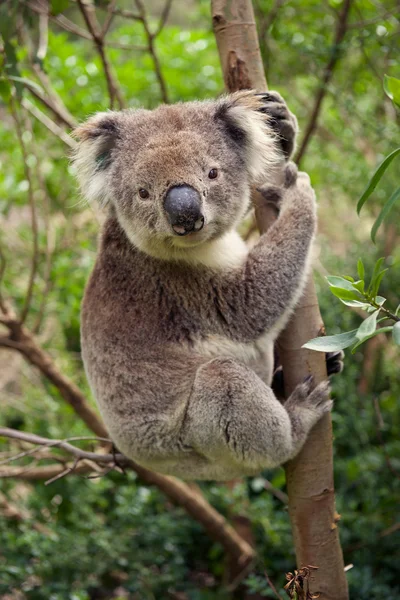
[72,112,120,206]
[214,91,281,182]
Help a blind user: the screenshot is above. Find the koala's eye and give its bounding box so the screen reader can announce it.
[138,188,150,199]
[208,168,218,179]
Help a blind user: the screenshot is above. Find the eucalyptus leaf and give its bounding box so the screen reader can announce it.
[371,187,400,243]
[330,286,363,302]
[351,327,394,353]
[357,148,400,214]
[392,322,400,346]
[384,75,400,108]
[326,276,356,291]
[302,329,359,352]
[357,258,365,281]
[356,310,380,340]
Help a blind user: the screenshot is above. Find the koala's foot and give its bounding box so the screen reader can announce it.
[272,350,344,400]
[284,377,333,458]
[255,91,298,158]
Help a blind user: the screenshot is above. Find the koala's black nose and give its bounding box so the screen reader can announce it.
[164,185,204,236]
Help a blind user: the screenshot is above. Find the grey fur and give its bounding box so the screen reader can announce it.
[74,90,331,481]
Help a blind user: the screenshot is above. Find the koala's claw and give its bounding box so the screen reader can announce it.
[256,185,283,207]
[285,380,332,416]
[255,91,298,158]
[284,162,298,188]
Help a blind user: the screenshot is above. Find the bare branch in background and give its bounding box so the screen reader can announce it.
[77,0,126,109]
[294,0,353,165]
[9,98,39,326]
[134,0,170,104]
[153,0,174,39]
[36,0,49,61]
[21,98,77,148]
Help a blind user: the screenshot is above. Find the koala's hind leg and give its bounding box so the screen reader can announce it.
[183,358,332,475]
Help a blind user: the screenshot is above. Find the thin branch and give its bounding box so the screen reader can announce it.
[36,0,49,61]
[153,0,174,39]
[21,98,76,149]
[9,98,40,326]
[134,0,169,103]
[77,0,126,109]
[0,428,124,464]
[294,0,353,165]
[101,0,117,37]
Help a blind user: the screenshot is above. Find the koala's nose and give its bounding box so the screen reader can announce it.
[164,185,204,236]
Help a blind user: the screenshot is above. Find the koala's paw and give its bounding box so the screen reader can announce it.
[326,351,345,376]
[255,91,298,159]
[256,185,283,209]
[285,377,333,419]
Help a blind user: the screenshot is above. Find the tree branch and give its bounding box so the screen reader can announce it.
[77,0,126,109]
[134,0,170,103]
[294,0,353,165]
[211,2,348,598]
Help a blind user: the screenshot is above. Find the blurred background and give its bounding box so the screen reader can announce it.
[0,0,399,598]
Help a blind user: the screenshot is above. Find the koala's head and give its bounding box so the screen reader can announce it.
[73,91,281,260]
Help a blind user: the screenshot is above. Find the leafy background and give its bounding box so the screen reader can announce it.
[0,0,399,598]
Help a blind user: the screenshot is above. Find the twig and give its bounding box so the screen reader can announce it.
[36,0,49,62]
[294,0,353,165]
[0,428,124,463]
[9,98,40,326]
[264,480,288,504]
[264,570,284,600]
[77,0,126,109]
[101,0,117,38]
[153,0,174,39]
[134,0,169,103]
[21,98,76,148]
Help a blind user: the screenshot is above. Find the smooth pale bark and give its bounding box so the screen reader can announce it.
[211,2,348,598]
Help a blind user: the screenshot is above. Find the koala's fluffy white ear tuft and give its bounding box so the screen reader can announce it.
[215,91,282,182]
[72,112,120,206]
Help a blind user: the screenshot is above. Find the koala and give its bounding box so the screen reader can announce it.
[73,90,335,481]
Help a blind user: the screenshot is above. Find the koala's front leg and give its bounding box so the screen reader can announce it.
[215,163,316,341]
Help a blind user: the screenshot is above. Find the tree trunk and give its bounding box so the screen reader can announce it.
[211,2,348,598]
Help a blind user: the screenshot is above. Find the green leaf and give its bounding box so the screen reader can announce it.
[371,187,400,243]
[339,299,371,309]
[384,75,400,108]
[367,258,385,295]
[352,280,364,293]
[343,275,354,282]
[370,270,388,300]
[392,322,400,346]
[357,148,400,214]
[330,286,363,302]
[302,329,359,352]
[356,310,380,340]
[395,303,400,316]
[326,276,356,291]
[375,296,386,306]
[350,327,394,353]
[357,259,365,281]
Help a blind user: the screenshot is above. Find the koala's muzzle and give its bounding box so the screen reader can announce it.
[164,185,204,236]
